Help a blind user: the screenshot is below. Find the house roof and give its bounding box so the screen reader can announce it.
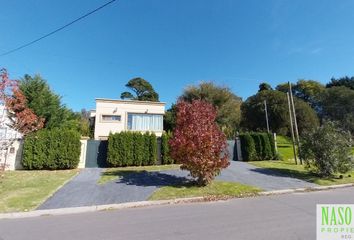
[95,98,166,106]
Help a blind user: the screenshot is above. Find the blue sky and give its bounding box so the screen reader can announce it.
[1,0,354,111]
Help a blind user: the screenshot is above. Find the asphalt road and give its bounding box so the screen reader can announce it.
[1,187,353,240]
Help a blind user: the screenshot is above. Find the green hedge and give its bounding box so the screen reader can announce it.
[107,132,158,167]
[251,133,263,160]
[239,132,276,161]
[240,133,256,161]
[22,129,81,170]
[148,132,157,165]
[261,133,273,160]
[161,132,174,164]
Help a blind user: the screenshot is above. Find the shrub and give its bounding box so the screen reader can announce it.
[107,132,123,166]
[142,132,152,166]
[251,133,263,160]
[22,129,81,170]
[123,132,134,166]
[299,122,354,177]
[161,132,174,164]
[239,133,256,161]
[260,133,273,160]
[132,132,145,166]
[148,132,157,165]
[239,132,276,160]
[169,100,230,186]
[107,131,158,167]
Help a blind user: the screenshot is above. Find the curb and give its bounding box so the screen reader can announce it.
[1,183,353,220]
[0,197,205,219]
[259,183,354,196]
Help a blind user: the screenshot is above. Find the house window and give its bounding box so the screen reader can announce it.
[101,115,121,122]
[127,113,163,131]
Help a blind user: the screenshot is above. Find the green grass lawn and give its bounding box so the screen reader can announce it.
[251,160,354,186]
[249,135,354,186]
[98,164,181,184]
[277,135,354,161]
[149,181,261,201]
[0,170,78,213]
[276,135,296,161]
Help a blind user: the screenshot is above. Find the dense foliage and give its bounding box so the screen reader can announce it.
[258,82,273,92]
[276,79,354,135]
[19,75,80,130]
[161,132,174,164]
[0,69,44,136]
[22,129,81,170]
[322,86,354,135]
[179,82,242,139]
[169,100,229,186]
[327,76,354,90]
[276,80,325,114]
[163,104,177,132]
[300,122,354,177]
[5,88,44,135]
[107,132,158,167]
[241,89,319,135]
[239,133,256,161]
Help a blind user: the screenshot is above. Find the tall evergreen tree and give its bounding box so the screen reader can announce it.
[19,74,79,130]
[120,77,159,101]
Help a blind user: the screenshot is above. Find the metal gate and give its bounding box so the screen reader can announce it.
[227,140,237,161]
[85,140,108,168]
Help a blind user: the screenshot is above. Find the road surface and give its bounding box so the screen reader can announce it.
[1,187,353,240]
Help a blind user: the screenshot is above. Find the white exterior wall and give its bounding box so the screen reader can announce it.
[0,140,23,170]
[93,99,165,140]
[0,105,22,140]
[0,105,23,170]
[78,139,88,168]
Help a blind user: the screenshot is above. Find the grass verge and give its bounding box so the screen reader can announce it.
[149,181,261,201]
[250,160,354,186]
[266,135,354,185]
[0,169,78,213]
[276,135,295,161]
[276,135,354,161]
[98,164,181,184]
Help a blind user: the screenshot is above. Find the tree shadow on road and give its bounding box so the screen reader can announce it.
[250,167,323,183]
[110,170,193,187]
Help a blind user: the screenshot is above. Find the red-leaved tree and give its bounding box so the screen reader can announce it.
[169,100,230,186]
[0,69,44,171]
[5,88,45,135]
[1,69,44,135]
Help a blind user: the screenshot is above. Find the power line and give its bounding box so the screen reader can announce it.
[0,0,117,57]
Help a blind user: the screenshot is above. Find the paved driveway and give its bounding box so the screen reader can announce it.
[38,168,189,210]
[218,161,317,190]
[38,161,317,210]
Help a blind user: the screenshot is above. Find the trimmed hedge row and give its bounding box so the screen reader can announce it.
[22,129,81,170]
[239,132,276,161]
[240,133,256,161]
[107,132,158,167]
[161,132,174,164]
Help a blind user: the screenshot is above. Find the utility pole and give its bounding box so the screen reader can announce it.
[288,82,302,164]
[264,100,270,133]
[287,92,298,165]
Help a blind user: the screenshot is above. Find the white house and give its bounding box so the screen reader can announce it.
[91,98,165,140]
[0,104,23,170]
